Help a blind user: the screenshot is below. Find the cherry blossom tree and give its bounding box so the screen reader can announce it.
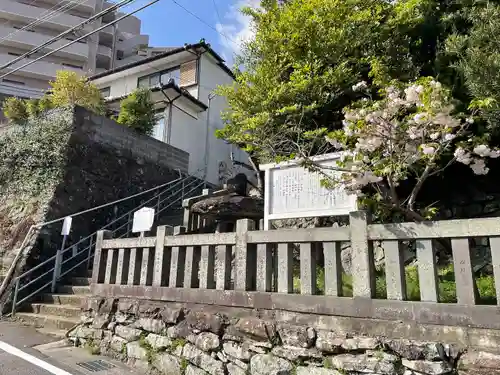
[304,77,499,221]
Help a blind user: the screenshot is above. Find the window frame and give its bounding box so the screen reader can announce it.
[136,66,181,89]
[100,86,111,97]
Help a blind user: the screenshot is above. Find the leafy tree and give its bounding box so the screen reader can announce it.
[216,0,430,163]
[307,78,498,221]
[49,71,105,115]
[116,88,156,135]
[2,97,29,125]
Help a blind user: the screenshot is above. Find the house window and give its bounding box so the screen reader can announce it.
[152,113,166,142]
[100,87,111,97]
[137,67,181,89]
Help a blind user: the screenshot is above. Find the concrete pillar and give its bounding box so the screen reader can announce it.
[115,248,128,285]
[323,242,343,296]
[452,238,478,305]
[277,243,294,294]
[199,245,216,289]
[127,248,142,286]
[169,226,186,287]
[92,230,112,284]
[235,219,255,291]
[153,226,168,287]
[383,240,406,300]
[256,243,273,292]
[300,243,316,295]
[416,239,438,302]
[350,211,375,298]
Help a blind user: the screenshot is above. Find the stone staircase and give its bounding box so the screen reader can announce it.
[15,271,92,338]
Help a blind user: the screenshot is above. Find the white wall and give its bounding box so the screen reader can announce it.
[198,53,255,186]
[93,50,253,187]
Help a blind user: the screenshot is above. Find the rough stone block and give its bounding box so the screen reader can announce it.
[182,343,225,375]
[185,364,209,375]
[271,346,322,362]
[315,331,344,353]
[341,337,379,351]
[69,326,104,340]
[250,354,293,375]
[161,307,184,324]
[134,318,166,334]
[167,321,191,339]
[146,333,172,351]
[195,332,220,352]
[227,363,247,375]
[126,341,147,361]
[153,352,182,375]
[223,341,252,361]
[110,336,127,353]
[384,339,444,361]
[402,359,453,375]
[186,311,224,335]
[278,324,315,348]
[234,317,276,342]
[296,367,343,375]
[92,314,111,329]
[115,325,142,342]
[459,350,500,369]
[327,354,396,374]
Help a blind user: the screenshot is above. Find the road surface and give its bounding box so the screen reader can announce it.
[0,320,138,375]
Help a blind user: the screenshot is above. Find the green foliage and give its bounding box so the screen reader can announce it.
[292,263,496,304]
[169,337,187,352]
[49,70,105,115]
[0,108,72,201]
[180,358,189,374]
[216,0,428,162]
[2,97,29,125]
[116,88,156,135]
[139,336,158,363]
[84,339,101,355]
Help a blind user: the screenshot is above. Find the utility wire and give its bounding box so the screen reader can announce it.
[170,0,240,47]
[0,0,138,72]
[211,0,230,46]
[0,0,93,47]
[0,0,163,80]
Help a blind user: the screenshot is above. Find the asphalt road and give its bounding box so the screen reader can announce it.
[0,320,139,375]
[0,321,74,375]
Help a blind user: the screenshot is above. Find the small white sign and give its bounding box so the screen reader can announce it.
[132,207,155,233]
[61,216,72,236]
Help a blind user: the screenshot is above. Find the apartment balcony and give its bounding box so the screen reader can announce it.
[116,34,149,54]
[1,1,92,33]
[97,44,113,60]
[0,52,83,81]
[0,25,88,61]
[36,0,98,14]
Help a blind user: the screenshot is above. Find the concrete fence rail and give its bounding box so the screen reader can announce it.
[91,211,500,331]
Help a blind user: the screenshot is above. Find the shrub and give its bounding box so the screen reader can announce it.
[116,88,156,135]
[2,97,28,125]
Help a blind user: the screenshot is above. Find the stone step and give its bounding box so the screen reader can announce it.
[70,277,91,286]
[40,293,89,306]
[57,285,90,295]
[36,327,68,339]
[27,303,82,318]
[15,312,79,331]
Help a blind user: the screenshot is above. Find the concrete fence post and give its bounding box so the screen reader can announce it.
[91,230,113,285]
[153,226,168,287]
[349,211,375,298]
[235,219,255,290]
[169,226,186,287]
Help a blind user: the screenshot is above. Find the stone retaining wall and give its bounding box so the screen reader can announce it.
[68,297,500,375]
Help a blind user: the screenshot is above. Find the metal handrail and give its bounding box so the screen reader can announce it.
[10,169,208,316]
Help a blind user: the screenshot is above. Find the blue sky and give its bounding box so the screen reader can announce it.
[124,0,257,65]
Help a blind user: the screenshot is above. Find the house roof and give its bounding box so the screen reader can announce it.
[88,41,235,81]
[105,81,208,111]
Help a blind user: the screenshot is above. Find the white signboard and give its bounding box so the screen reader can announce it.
[61,216,72,236]
[259,153,357,230]
[132,207,155,233]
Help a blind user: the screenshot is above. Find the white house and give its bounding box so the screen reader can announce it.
[89,41,251,187]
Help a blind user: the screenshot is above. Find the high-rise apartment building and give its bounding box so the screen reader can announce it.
[0,0,150,99]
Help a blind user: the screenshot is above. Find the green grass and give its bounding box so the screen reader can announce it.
[293,264,497,304]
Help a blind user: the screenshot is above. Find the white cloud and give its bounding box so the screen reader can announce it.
[215,0,260,64]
